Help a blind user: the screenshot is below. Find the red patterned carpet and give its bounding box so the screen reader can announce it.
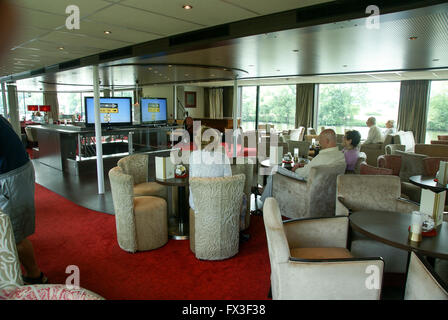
[30,183,271,300]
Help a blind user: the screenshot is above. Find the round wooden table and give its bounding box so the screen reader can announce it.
[409,175,448,193]
[156,177,189,240]
[349,210,448,260]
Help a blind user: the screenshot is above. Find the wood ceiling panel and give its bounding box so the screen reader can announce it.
[88,5,201,35]
[121,0,257,26]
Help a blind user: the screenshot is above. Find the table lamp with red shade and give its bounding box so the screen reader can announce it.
[27,105,38,112]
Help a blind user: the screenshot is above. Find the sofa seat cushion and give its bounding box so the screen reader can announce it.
[134,182,166,198]
[290,247,353,260]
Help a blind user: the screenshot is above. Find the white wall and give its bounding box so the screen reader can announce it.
[177,85,205,119]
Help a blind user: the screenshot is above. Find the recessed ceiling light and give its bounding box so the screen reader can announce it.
[58,47,65,50]
[148,67,152,70]
[183,5,193,10]
[168,65,172,68]
[409,36,418,40]
[185,74,189,76]
[104,31,112,34]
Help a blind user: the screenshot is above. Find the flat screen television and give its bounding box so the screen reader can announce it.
[84,97,132,127]
[140,97,167,125]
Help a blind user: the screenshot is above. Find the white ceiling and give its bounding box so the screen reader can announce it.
[2,0,332,78]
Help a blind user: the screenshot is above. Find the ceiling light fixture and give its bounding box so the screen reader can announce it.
[58,47,65,50]
[104,31,112,35]
[183,5,193,10]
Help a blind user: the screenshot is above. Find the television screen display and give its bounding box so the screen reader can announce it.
[84,97,132,126]
[140,98,167,124]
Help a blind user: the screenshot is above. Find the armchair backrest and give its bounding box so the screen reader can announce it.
[0,212,23,290]
[377,155,402,176]
[415,143,448,158]
[394,131,415,153]
[117,154,148,185]
[290,127,305,141]
[438,135,448,141]
[336,175,403,215]
[423,157,448,176]
[108,166,137,252]
[360,163,393,175]
[394,150,427,181]
[405,252,448,300]
[307,162,347,218]
[190,174,245,260]
[307,128,317,135]
[287,141,310,158]
[25,126,38,142]
[353,152,367,174]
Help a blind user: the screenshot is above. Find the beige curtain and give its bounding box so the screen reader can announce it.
[397,80,430,144]
[209,88,223,119]
[295,84,315,129]
[43,91,59,122]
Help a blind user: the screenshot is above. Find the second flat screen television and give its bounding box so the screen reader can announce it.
[140,98,167,125]
[84,97,132,126]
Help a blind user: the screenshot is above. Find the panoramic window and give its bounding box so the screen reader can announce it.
[241,86,257,131]
[259,85,296,131]
[18,92,44,121]
[426,80,448,143]
[58,92,82,119]
[317,82,400,139]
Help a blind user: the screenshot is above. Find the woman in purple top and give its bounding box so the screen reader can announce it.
[343,130,361,173]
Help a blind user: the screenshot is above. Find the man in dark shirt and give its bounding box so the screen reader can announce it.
[0,115,47,284]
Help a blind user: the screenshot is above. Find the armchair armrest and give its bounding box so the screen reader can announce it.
[283,216,349,249]
[335,196,350,216]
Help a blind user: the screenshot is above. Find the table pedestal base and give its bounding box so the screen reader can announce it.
[420,189,446,227]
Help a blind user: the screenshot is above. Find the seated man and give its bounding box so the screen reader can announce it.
[383,120,396,137]
[362,116,383,145]
[257,129,346,207]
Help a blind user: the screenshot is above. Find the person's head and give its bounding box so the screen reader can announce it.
[194,126,220,150]
[366,117,376,127]
[318,129,337,149]
[344,130,361,149]
[386,120,394,129]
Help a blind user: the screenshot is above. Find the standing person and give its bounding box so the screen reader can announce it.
[363,116,383,144]
[0,115,47,284]
[383,120,396,137]
[343,130,361,173]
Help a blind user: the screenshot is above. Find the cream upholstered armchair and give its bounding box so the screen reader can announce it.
[0,212,103,300]
[360,134,395,166]
[230,160,255,231]
[263,198,384,300]
[272,162,347,219]
[117,154,167,199]
[336,174,419,274]
[189,174,245,260]
[405,252,448,300]
[108,166,168,253]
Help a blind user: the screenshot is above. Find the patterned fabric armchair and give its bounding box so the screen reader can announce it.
[117,154,167,199]
[108,166,168,253]
[286,141,310,158]
[377,155,402,176]
[0,212,103,300]
[359,163,393,175]
[230,160,255,231]
[336,175,419,273]
[272,162,347,219]
[263,198,384,300]
[405,252,448,300]
[189,174,245,260]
